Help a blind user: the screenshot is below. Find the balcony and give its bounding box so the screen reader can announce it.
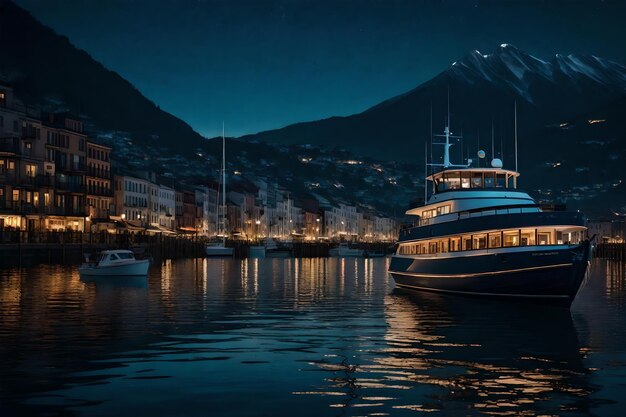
[0,201,85,217]
[0,138,20,154]
[87,166,111,179]
[0,174,55,188]
[87,186,114,197]
[57,162,86,173]
[55,181,86,194]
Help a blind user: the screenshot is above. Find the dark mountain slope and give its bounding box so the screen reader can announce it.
[243,45,626,165]
[0,0,206,152]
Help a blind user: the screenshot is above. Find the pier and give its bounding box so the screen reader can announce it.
[595,243,626,262]
[0,230,395,267]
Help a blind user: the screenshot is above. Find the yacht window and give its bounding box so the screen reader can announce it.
[447,174,461,190]
[118,253,134,259]
[489,233,502,248]
[537,231,551,245]
[520,229,536,246]
[109,254,119,260]
[438,177,449,191]
[484,172,495,188]
[461,172,471,189]
[440,239,449,253]
[436,205,451,216]
[450,237,461,252]
[462,235,472,251]
[496,173,506,188]
[429,241,438,254]
[556,231,563,244]
[473,234,487,249]
[471,173,483,188]
[503,231,519,247]
[507,175,515,188]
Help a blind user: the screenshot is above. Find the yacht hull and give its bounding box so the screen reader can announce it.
[389,242,590,307]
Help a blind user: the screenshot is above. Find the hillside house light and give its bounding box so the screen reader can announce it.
[255,220,261,225]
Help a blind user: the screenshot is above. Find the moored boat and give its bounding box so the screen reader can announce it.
[329,243,364,257]
[389,106,591,307]
[205,124,234,258]
[264,238,293,258]
[205,242,234,257]
[79,250,150,277]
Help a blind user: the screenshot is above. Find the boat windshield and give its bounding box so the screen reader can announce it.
[432,170,517,193]
[117,252,134,259]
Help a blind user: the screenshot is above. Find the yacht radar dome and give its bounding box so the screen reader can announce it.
[477,150,486,159]
[491,158,503,168]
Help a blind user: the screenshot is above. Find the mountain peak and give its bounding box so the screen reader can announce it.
[448,45,626,102]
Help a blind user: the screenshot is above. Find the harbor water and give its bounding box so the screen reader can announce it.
[0,258,625,416]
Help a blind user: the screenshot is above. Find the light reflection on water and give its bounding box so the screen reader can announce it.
[0,258,625,416]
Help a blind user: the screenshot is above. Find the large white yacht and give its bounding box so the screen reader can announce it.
[388,119,591,307]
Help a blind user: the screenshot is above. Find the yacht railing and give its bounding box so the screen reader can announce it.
[416,205,540,227]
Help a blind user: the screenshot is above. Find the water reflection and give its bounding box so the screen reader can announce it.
[0,259,623,416]
[80,275,148,288]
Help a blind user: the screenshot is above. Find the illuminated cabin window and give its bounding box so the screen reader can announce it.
[489,232,501,248]
[434,170,517,192]
[422,204,451,219]
[503,231,518,247]
[397,227,584,255]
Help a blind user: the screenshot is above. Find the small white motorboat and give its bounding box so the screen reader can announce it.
[79,250,150,277]
[329,243,364,257]
[205,242,234,257]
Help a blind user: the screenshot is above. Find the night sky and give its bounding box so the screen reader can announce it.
[14,0,626,138]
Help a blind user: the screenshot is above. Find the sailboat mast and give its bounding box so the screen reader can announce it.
[222,123,226,245]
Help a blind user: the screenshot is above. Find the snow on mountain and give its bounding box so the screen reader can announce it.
[449,44,626,103]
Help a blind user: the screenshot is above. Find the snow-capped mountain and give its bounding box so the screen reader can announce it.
[243,45,626,214]
[449,44,626,102]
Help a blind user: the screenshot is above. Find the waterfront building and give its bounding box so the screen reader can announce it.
[588,219,626,243]
[175,189,196,233]
[114,175,150,226]
[0,84,93,231]
[227,189,263,239]
[86,141,112,219]
[0,84,49,230]
[195,187,218,236]
[43,112,90,231]
[373,215,396,241]
[148,182,175,231]
[324,202,359,240]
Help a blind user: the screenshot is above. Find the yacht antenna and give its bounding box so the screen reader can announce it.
[447,86,450,129]
[476,129,480,168]
[430,100,433,171]
[424,141,428,202]
[430,89,471,169]
[514,101,518,172]
[500,126,504,164]
[491,117,495,159]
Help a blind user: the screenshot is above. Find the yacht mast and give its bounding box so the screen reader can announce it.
[430,89,469,170]
[514,101,518,172]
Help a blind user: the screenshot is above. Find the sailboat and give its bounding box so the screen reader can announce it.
[206,125,234,257]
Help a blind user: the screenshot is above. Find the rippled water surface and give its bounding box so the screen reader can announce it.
[1,258,626,416]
